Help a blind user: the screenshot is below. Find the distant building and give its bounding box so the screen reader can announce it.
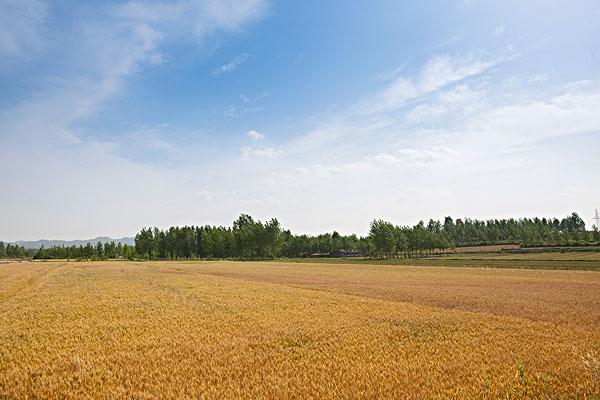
[303,250,364,258]
[333,250,364,258]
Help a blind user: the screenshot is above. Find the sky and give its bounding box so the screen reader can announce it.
[1,0,600,241]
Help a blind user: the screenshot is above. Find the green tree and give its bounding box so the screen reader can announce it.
[83,243,94,259]
[96,242,104,259]
[135,228,154,259]
[369,219,396,258]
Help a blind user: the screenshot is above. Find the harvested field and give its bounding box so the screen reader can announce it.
[1,260,599,399]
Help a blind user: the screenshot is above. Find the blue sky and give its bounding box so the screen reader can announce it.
[1,0,600,240]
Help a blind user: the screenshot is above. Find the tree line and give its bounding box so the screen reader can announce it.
[31,241,136,260]
[133,212,597,260]
[133,214,368,260]
[2,212,598,261]
[440,212,594,246]
[368,212,597,258]
[0,242,34,259]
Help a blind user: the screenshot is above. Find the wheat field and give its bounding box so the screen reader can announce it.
[1,260,599,399]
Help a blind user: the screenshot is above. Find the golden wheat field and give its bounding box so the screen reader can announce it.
[1,260,599,399]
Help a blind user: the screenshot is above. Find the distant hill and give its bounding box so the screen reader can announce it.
[12,237,135,249]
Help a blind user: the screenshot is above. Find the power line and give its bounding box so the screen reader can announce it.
[593,209,600,229]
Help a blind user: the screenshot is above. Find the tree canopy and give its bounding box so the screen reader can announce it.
[1,211,594,261]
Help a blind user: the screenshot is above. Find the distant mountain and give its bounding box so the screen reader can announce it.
[12,237,135,249]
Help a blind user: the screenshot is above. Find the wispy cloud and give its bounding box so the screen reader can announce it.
[246,130,265,140]
[241,146,282,159]
[132,132,176,151]
[359,51,513,114]
[465,80,600,146]
[397,147,460,162]
[212,52,249,76]
[311,161,368,177]
[369,147,460,164]
[198,189,236,202]
[224,104,263,118]
[224,91,270,117]
[529,73,548,83]
[493,25,505,36]
[432,33,463,49]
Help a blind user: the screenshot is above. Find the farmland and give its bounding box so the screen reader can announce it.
[1,260,599,398]
[288,248,600,271]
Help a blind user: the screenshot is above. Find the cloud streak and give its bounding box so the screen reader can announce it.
[212,52,249,76]
[241,146,282,159]
[359,51,513,114]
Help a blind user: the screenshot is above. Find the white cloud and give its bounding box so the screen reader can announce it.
[529,73,548,83]
[198,189,236,202]
[396,147,460,162]
[212,52,249,76]
[433,146,460,156]
[224,92,270,117]
[294,167,309,174]
[493,25,505,36]
[418,54,493,92]
[311,161,368,177]
[224,104,263,118]
[246,129,265,140]
[241,146,282,159]
[370,153,401,163]
[360,51,512,114]
[397,149,435,159]
[438,84,485,105]
[465,80,600,147]
[313,164,346,176]
[432,33,463,49]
